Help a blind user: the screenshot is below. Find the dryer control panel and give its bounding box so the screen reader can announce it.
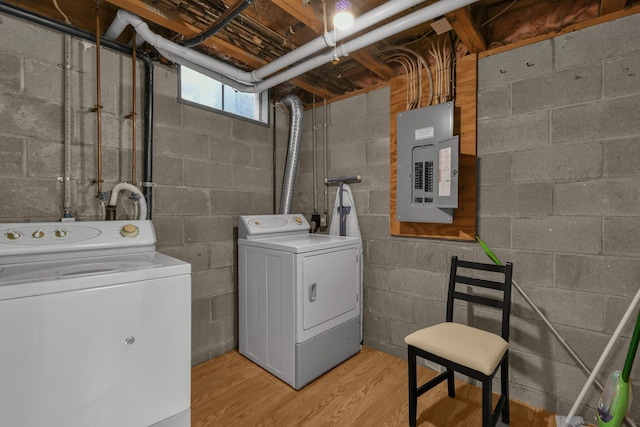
[238,214,309,239]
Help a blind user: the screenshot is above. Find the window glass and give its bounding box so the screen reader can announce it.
[179,66,267,123]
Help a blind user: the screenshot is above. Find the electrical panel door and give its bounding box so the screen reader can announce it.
[396,103,459,223]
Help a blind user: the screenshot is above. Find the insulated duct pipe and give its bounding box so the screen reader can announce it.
[104,0,478,93]
[278,95,304,215]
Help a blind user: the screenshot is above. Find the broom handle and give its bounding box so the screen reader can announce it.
[562,287,640,427]
[477,237,605,391]
[621,310,640,382]
[476,237,637,427]
[511,277,605,392]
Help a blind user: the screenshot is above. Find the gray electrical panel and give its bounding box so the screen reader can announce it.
[396,102,459,224]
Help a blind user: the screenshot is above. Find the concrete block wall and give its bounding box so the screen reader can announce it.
[295,13,640,422]
[3,6,640,421]
[152,67,275,365]
[475,13,640,419]
[0,15,144,221]
[0,12,275,366]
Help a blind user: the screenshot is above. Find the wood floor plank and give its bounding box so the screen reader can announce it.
[191,346,563,426]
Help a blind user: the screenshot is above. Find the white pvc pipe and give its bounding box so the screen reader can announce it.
[109,182,148,220]
[106,11,245,82]
[105,0,479,93]
[106,1,430,84]
[252,0,434,81]
[561,287,640,427]
[252,0,478,93]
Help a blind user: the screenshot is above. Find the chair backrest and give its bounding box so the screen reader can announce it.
[446,256,513,342]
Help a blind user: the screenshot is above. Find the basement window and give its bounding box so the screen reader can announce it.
[179,66,269,124]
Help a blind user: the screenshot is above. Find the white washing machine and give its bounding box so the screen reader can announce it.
[238,214,362,390]
[0,220,191,427]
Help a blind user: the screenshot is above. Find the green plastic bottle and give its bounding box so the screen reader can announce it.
[598,311,639,427]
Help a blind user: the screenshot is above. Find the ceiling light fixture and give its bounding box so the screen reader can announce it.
[333,0,354,31]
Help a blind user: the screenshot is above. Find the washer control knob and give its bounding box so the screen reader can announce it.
[54,229,68,239]
[120,224,139,238]
[32,229,45,239]
[293,216,303,225]
[6,231,22,241]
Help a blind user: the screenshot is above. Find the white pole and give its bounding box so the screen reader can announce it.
[561,287,640,427]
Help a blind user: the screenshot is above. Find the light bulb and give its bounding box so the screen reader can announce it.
[333,0,354,31]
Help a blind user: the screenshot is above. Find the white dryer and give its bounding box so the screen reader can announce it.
[238,214,362,390]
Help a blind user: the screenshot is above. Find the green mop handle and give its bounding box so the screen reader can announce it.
[476,236,504,266]
[621,310,640,383]
[478,234,640,384]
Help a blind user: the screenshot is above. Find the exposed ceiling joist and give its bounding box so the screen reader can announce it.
[600,0,628,14]
[105,0,335,99]
[271,0,323,33]
[349,49,395,80]
[446,7,487,53]
[272,0,395,80]
[3,0,640,106]
[106,0,262,66]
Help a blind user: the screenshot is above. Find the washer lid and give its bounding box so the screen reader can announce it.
[0,254,160,283]
[0,252,190,300]
[238,233,360,253]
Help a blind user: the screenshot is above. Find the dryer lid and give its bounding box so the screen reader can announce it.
[238,233,360,253]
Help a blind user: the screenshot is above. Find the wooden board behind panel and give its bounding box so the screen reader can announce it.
[389,54,477,241]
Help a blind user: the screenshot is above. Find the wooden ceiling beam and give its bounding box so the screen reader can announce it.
[446,7,487,53]
[600,0,627,15]
[272,0,395,81]
[349,49,395,80]
[105,0,335,99]
[271,0,324,33]
[106,0,263,66]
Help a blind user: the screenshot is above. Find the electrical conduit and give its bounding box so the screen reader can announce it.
[180,0,254,48]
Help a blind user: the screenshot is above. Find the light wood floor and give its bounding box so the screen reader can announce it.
[191,346,560,427]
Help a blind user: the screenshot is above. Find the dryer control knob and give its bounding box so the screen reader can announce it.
[293,216,303,225]
[121,224,139,238]
[54,229,68,238]
[32,229,45,239]
[6,231,22,241]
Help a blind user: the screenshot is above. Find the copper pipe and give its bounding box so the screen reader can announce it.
[94,6,103,195]
[130,33,137,185]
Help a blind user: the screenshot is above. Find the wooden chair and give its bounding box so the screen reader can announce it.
[404,256,513,427]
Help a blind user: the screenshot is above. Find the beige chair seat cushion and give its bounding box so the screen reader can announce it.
[404,322,508,376]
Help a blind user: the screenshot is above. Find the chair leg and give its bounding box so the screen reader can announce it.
[408,346,417,427]
[446,369,455,398]
[482,378,493,427]
[501,354,510,424]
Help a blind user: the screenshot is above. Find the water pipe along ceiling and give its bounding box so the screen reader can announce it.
[5,0,639,105]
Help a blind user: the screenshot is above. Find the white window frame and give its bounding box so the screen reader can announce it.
[178,65,269,125]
